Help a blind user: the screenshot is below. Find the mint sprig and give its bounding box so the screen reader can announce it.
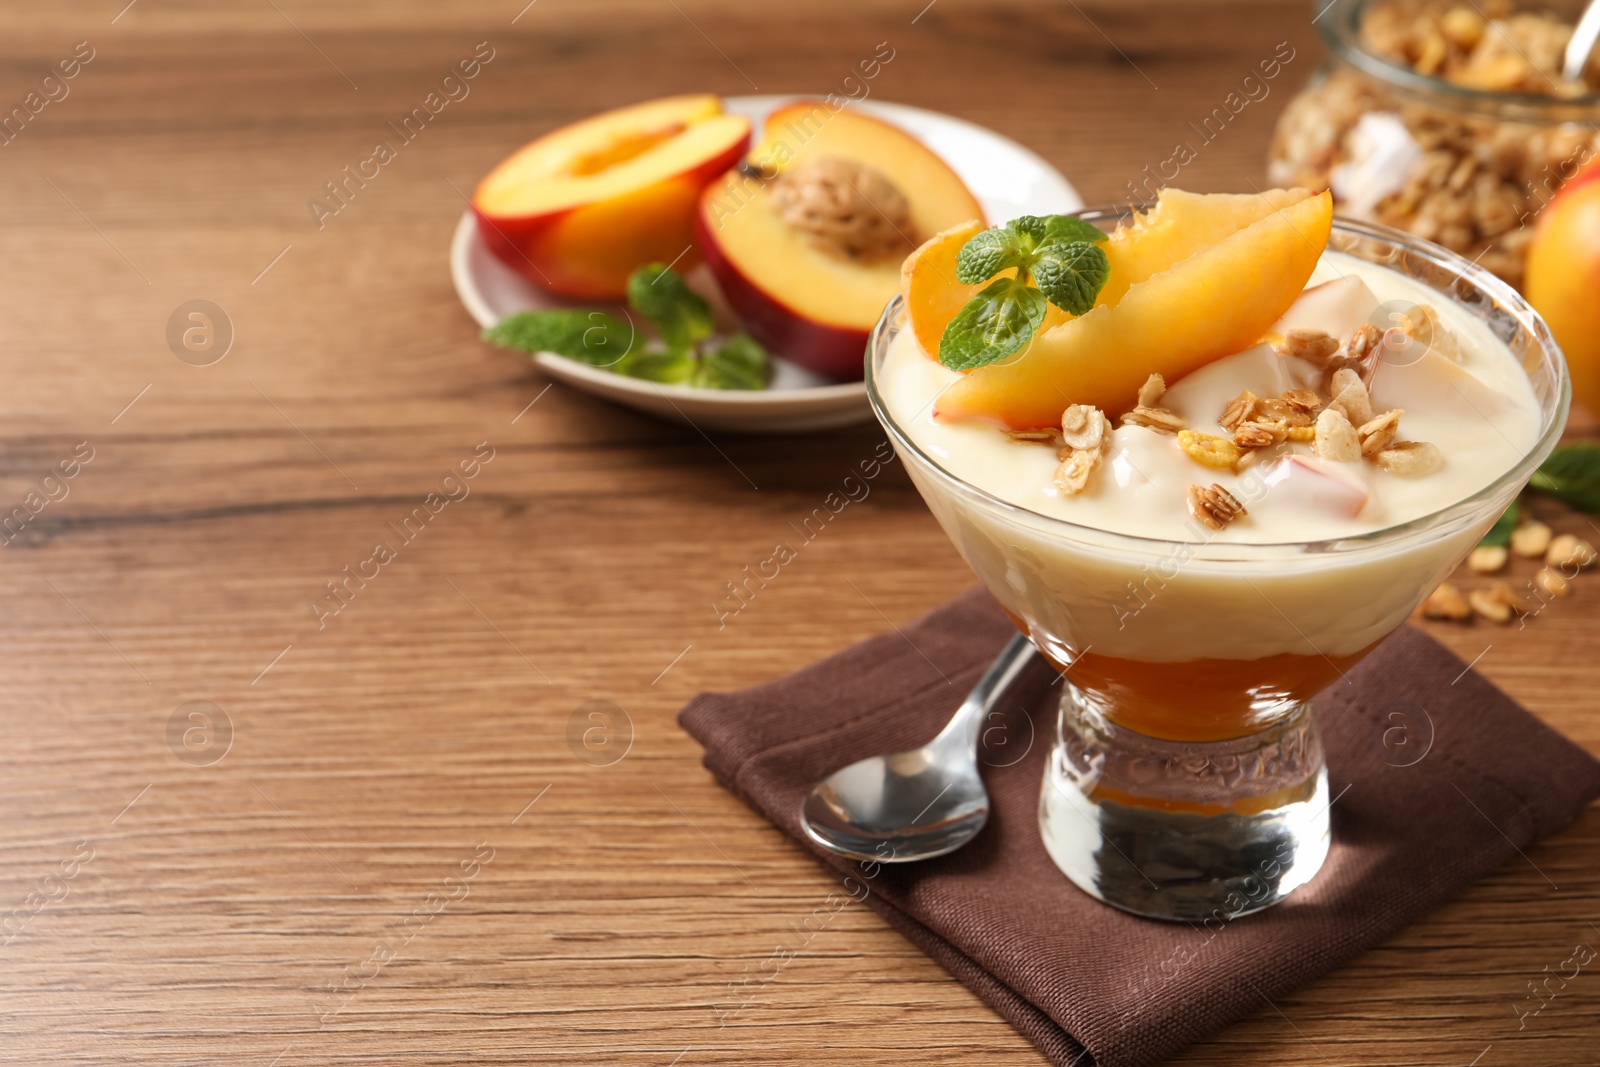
[939,277,1047,371]
[1529,444,1600,512]
[939,215,1110,371]
[483,263,771,391]
[483,309,634,367]
[627,263,713,356]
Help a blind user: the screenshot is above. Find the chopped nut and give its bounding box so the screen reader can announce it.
[1343,322,1384,369]
[1253,398,1295,424]
[1121,406,1186,435]
[1490,580,1536,615]
[1510,520,1553,558]
[1376,440,1442,477]
[1060,404,1110,452]
[1281,389,1321,416]
[1218,390,1259,433]
[1421,582,1471,621]
[1235,445,1271,470]
[1054,449,1102,496]
[1546,534,1598,570]
[1468,587,1513,624]
[1187,483,1246,531]
[1399,303,1460,361]
[1534,567,1572,598]
[1273,328,1340,365]
[1233,421,1289,449]
[1468,545,1508,573]
[1178,430,1243,470]
[1327,368,1375,426]
[1137,373,1167,409]
[1007,428,1062,444]
[1357,408,1404,457]
[1313,408,1362,462]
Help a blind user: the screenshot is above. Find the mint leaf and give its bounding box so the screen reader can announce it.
[1032,239,1110,316]
[956,227,1028,284]
[628,263,712,355]
[619,349,697,384]
[484,310,635,367]
[1011,215,1108,245]
[1479,501,1518,547]
[938,277,1047,371]
[696,334,771,390]
[1529,444,1600,512]
[944,215,1113,371]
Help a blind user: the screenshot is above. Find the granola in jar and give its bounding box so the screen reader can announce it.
[1269,0,1600,289]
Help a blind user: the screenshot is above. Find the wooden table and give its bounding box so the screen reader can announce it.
[2,2,1596,1064]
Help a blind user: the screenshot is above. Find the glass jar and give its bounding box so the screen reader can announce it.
[1269,0,1600,290]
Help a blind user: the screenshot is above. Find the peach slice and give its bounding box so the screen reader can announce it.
[696,102,984,379]
[901,190,1313,366]
[935,191,1333,428]
[474,95,750,298]
[901,220,985,358]
[1097,188,1315,306]
[900,222,1078,363]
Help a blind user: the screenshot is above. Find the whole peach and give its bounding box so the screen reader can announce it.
[1526,170,1600,418]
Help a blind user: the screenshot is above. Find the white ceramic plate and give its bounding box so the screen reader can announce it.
[451,95,1080,433]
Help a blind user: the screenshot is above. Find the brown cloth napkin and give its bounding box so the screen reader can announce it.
[680,587,1600,1067]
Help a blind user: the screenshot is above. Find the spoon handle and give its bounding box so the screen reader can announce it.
[935,632,1038,755]
[1564,0,1600,82]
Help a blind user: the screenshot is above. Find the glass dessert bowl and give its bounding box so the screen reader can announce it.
[868,198,1568,921]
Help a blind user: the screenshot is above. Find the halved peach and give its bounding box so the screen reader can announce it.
[934,191,1333,427]
[696,101,983,379]
[474,95,750,298]
[1526,160,1600,417]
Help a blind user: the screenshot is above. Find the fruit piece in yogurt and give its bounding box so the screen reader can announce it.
[1260,455,1370,519]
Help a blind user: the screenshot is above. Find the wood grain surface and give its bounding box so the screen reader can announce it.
[1,2,1597,1064]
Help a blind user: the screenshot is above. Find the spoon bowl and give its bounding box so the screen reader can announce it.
[799,634,1037,863]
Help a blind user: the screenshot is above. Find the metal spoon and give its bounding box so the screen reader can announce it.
[799,633,1037,863]
[1563,0,1600,83]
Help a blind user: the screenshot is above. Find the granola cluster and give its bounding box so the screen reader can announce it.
[1188,483,1247,532]
[1424,520,1596,625]
[1261,324,1444,475]
[1121,373,1186,435]
[1007,316,1455,533]
[1268,1,1600,289]
[1052,404,1113,496]
[1361,0,1600,94]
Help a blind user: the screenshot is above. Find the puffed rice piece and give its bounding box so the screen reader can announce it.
[1314,408,1362,462]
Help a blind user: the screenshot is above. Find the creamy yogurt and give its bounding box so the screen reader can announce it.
[876,252,1544,663]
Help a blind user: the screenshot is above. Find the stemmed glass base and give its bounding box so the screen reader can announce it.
[1038,685,1331,922]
